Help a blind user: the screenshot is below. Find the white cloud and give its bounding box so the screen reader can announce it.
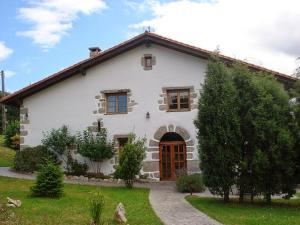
[0,42,13,62]
[4,70,16,78]
[130,0,300,75]
[17,0,107,49]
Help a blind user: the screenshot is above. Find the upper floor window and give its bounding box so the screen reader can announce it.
[106,93,127,114]
[167,89,190,111]
[141,54,156,70]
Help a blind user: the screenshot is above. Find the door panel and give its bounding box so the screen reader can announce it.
[160,141,187,180]
[161,144,172,179]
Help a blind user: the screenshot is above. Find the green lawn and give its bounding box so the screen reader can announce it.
[0,136,15,167]
[0,176,162,225]
[186,194,300,225]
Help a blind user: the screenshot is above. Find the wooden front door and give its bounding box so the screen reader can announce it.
[159,141,187,180]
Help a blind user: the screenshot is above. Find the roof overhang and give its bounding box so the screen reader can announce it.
[1,32,297,106]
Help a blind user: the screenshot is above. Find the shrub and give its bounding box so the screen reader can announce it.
[42,125,76,155]
[4,120,20,149]
[13,146,59,172]
[65,153,88,176]
[89,193,105,225]
[76,124,114,174]
[31,163,64,198]
[10,134,20,150]
[116,133,146,188]
[176,173,205,195]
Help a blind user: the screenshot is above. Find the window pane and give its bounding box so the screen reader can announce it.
[107,95,116,113]
[118,95,127,112]
[179,91,189,109]
[168,92,178,109]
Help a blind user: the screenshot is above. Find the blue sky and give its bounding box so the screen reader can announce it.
[0,0,299,93]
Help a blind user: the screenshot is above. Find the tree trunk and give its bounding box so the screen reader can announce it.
[266,191,271,204]
[224,188,230,203]
[239,185,244,203]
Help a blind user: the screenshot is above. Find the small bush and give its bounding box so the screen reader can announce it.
[116,133,146,188]
[76,126,114,174]
[176,173,205,194]
[10,134,20,150]
[13,146,59,172]
[87,172,110,180]
[89,193,105,225]
[42,125,76,155]
[65,153,88,176]
[31,163,64,198]
[4,120,20,149]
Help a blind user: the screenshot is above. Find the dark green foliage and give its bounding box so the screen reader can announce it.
[116,134,146,188]
[89,193,105,225]
[13,145,59,172]
[196,59,298,203]
[42,125,76,155]
[195,58,241,202]
[76,125,114,174]
[65,153,88,176]
[0,91,20,135]
[4,120,20,149]
[176,173,205,194]
[290,80,300,185]
[31,163,64,198]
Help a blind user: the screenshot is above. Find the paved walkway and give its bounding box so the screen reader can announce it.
[0,167,221,225]
[149,182,222,225]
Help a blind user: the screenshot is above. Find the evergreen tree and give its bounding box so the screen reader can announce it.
[195,58,241,202]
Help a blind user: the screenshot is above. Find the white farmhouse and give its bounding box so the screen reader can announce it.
[1,32,296,180]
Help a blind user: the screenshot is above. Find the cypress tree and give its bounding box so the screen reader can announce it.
[195,58,241,202]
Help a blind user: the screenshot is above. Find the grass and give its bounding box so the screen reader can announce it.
[186,193,300,225]
[0,176,163,225]
[0,135,15,167]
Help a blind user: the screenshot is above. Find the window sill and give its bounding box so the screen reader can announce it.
[105,112,128,115]
[167,109,191,112]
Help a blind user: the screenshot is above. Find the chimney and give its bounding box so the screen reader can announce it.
[89,47,101,58]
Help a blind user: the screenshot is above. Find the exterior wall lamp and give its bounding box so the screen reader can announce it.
[146,112,150,119]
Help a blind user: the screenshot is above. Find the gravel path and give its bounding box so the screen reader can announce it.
[0,167,222,225]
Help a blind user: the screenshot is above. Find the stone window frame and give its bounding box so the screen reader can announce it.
[113,134,130,165]
[105,92,128,115]
[166,89,191,112]
[158,86,198,112]
[141,54,156,71]
[93,89,137,115]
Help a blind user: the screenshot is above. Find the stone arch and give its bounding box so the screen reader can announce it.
[142,124,198,180]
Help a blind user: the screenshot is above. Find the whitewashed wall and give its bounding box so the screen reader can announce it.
[21,44,207,176]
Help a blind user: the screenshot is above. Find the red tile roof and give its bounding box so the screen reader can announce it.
[1,32,297,106]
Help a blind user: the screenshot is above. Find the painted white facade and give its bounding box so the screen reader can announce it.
[20,44,207,177]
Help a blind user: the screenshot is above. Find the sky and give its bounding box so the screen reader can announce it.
[0,0,299,93]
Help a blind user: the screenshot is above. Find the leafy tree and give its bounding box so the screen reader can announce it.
[195,58,241,202]
[76,123,114,174]
[42,125,76,155]
[4,120,20,149]
[0,91,20,134]
[115,133,146,188]
[248,75,296,203]
[290,80,300,185]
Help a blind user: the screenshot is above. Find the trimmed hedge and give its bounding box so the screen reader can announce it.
[13,146,59,172]
[176,173,205,194]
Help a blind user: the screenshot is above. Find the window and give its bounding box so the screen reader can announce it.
[142,54,156,70]
[106,93,127,114]
[145,56,152,68]
[118,137,128,151]
[167,89,190,111]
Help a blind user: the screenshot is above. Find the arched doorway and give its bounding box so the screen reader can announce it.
[159,132,187,180]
